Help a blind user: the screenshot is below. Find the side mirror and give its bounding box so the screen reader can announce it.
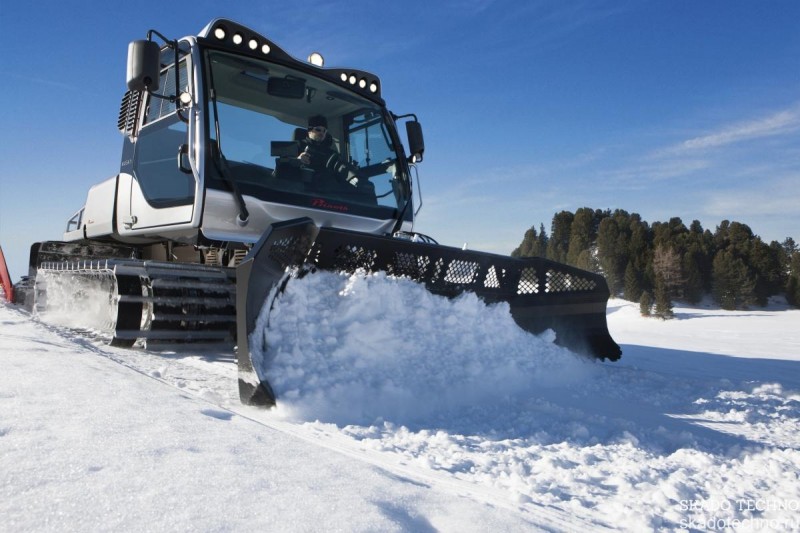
[406,121,425,163]
[126,40,161,92]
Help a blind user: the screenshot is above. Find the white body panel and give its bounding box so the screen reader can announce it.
[201,190,398,243]
[115,172,197,237]
[82,177,118,239]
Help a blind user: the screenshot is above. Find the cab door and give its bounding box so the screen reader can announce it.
[118,46,198,235]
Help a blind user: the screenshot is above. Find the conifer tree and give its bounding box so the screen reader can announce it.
[653,275,674,319]
[512,224,549,258]
[567,208,595,269]
[627,216,651,295]
[639,291,653,316]
[624,260,642,302]
[597,215,631,296]
[782,237,798,257]
[712,250,755,310]
[652,245,682,295]
[787,249,800,308]
[537,223,549,256]
[748,240,786,305]
[787,274,800,307]
[511,226,539,258]
[685,220,714,295]
[547,211,573,264]
[682,251,704,304]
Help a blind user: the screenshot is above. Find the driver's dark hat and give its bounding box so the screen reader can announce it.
[308,115,328,128]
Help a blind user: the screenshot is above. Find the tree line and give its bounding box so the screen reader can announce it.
[511,208,800,317]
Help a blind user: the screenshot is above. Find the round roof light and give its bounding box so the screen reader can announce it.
[369,82,378,93]
[214,27,226,40]
[348,74,357,85]
[261,43,271,54]
[307,52,324,67]
[358,78,367,89]
[248,39,258,50]
[232,33,243,45]
[340,73,348,82]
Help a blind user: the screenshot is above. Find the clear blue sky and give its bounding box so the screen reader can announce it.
[1,1,798,281]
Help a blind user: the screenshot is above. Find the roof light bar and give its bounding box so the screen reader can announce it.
[203,19,382,98]
[210,23,273,57]
[338,71,380,93]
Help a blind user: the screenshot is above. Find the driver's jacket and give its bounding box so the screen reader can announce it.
[298,134,347,180]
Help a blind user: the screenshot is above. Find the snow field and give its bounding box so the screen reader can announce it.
[2,269,799,531]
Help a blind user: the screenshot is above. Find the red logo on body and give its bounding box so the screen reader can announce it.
[311,198,349,212]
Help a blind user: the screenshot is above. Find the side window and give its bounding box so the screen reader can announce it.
[144,48,188,124]
[346,112,402,208]
[347,112,394,167]
[133,53,194,207]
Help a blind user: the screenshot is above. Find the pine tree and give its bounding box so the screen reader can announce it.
[652,245,683,295]
[682,251,704,304]
[512,224,550,258]
[684,221,713,297]
[787,250,800,308]
[567,208,595,268]
[537,223,549,256]
[787,275,800,307]
[712,250,755,310]
[653,275,674,319]
[512,226,538,258]
[547,211,573,264]
[624,260,642,302]
[639,291,653,316]
[597,215,631,296]
[782,237,798,257]
[627,216,651,295]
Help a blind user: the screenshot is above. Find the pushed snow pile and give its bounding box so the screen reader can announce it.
[252,270,594,425]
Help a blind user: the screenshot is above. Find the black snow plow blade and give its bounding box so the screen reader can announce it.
[236,218,621,406]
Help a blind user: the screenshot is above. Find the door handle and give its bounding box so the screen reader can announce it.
[177,144,192,174]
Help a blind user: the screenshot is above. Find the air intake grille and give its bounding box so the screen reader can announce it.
[117,90,141,137]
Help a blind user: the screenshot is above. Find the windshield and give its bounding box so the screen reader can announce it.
[205,50,408,214]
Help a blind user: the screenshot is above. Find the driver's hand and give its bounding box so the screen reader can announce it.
[298,152,311,165]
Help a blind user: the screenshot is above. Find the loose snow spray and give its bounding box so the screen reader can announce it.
[34,268,119,337]
[253,270,596,426]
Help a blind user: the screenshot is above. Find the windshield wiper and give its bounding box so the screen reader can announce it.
[207,86,249,226]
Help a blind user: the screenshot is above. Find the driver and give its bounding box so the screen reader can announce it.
[296,115,376,202]
[297,115,343,177]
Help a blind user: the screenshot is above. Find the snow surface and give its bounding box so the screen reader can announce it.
[2,270,800,532]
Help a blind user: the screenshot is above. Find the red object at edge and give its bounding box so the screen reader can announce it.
[0,245,14,303]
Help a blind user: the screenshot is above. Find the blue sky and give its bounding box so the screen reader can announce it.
[1,1,798,280]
